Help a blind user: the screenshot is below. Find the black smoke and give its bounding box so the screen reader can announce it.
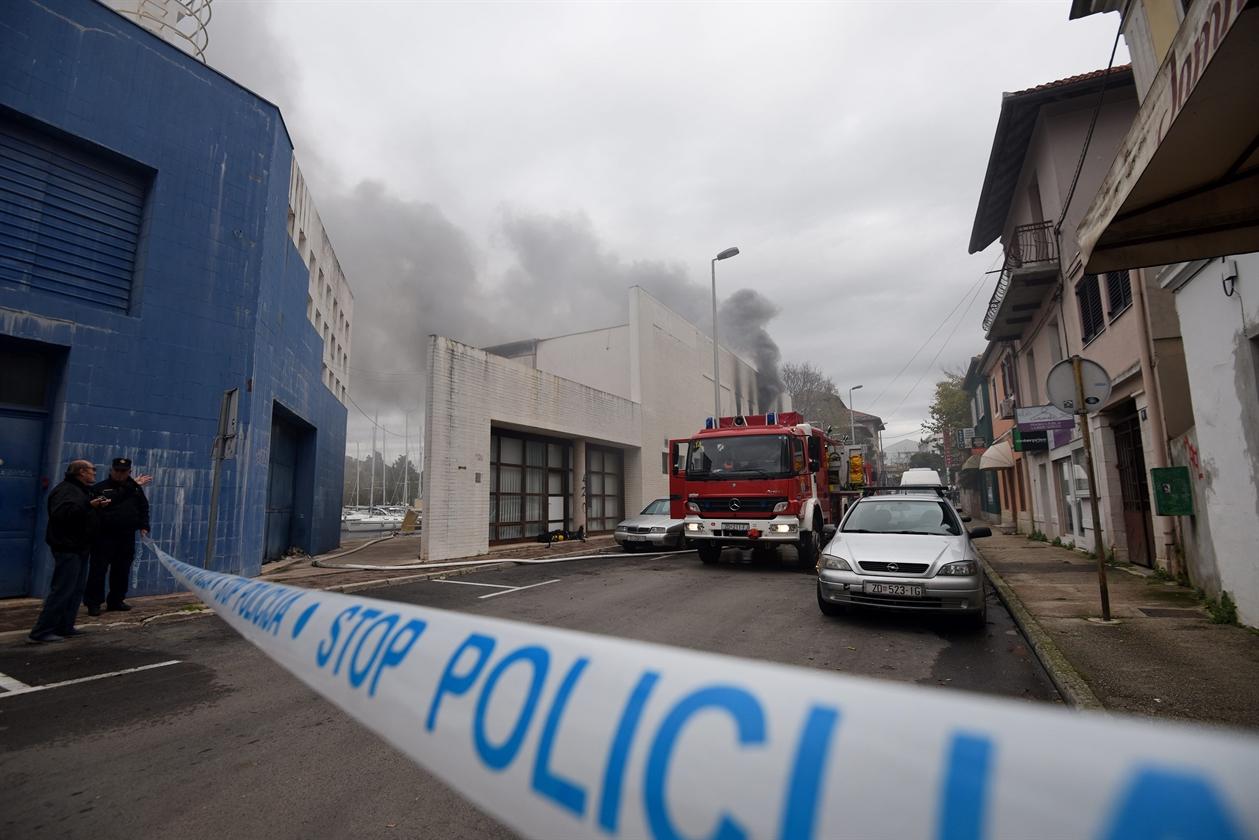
[719,289,784,411]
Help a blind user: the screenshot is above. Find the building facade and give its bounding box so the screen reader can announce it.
[0,0,347,598]
[1070,0,1259,623]
[421,287,787,561]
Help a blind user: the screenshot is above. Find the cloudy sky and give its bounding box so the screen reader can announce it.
[205,0,1125,459]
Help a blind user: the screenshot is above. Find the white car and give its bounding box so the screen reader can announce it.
[614,499,686,551]
[816,493,991,627]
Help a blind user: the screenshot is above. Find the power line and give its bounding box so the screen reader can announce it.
[882,275,988,424]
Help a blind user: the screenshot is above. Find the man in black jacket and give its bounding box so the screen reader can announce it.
[85,457,151,615]
[29,460,111,643]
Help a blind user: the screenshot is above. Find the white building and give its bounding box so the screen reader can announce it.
[420,287,787,561]
[287,160,353,404]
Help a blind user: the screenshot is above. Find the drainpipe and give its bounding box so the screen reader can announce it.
[1133,268,1176,572]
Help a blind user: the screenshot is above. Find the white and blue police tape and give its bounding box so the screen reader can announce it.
[149,541,1259,840]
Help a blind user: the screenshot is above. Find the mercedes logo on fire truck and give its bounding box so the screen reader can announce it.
[728,498,741,511]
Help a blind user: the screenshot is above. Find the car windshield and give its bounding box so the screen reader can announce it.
[687,434,792,478]
[842,499,961,536]
[640,499,670,515]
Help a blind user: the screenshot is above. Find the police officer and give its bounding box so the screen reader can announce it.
[84,457,150,616]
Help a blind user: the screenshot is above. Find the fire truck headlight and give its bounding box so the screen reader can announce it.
[770,523,797,534]
[773,501,788,513]
[686,502,701,514]
[685,522,703,532]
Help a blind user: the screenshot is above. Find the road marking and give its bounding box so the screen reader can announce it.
[479,579,562,600]
[430,579,516,590]
[0,671,32,692]
[0,660,182,699]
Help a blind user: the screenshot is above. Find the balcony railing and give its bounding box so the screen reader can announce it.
[1005,220,1057,269]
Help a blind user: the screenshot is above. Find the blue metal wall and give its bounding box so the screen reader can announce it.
[0,0,347,595]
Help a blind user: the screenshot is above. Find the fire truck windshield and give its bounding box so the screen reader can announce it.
[687,434,794,479]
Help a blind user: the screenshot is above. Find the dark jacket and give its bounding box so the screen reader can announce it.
[45,478,96,553]
[92,476,150,535]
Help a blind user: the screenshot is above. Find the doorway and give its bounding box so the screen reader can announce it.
[265,403,316,561]
[0,339,61,597]
[1112,412,1154,567]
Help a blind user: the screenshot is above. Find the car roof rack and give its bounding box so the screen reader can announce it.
[857,485,948,498]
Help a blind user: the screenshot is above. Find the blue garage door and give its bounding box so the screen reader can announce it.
[0,342,57,597]
[265,415,299,561]
[0,115,147,311]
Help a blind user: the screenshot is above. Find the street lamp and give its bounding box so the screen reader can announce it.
[711,246,740,419]
[848,384,863,446]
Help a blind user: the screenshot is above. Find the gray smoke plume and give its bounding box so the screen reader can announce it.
[719,289,784,410]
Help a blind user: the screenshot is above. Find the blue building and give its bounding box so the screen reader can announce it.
[0,0,347,597]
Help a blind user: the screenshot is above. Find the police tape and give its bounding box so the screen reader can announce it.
[147,540,1259,840]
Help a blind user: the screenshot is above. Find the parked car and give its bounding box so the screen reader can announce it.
[816,492,991,627]
[614,499,686,551]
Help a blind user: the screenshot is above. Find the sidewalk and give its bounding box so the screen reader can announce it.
[976,533,1259,729]
[0,534,620,636]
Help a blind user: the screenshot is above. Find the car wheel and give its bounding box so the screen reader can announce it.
[817,583,847,617]
[966,590,989,630]
[697,543,722,565]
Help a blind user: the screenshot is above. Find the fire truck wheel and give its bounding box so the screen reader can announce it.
[697,543,722,565]
[796,523,820,571]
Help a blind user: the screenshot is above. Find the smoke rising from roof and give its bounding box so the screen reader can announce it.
[719,289,784,410]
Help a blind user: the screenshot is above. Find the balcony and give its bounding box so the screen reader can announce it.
[983,221,1061,340]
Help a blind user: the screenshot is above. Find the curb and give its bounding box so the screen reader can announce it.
[979,554,1106,711]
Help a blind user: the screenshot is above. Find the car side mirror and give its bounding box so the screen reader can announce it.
[968,526,992,539]
[962,516,972,523]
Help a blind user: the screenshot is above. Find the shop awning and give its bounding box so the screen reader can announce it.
[980,441,1016,470]
[961,453,983,471]
[1077,0,1259,272]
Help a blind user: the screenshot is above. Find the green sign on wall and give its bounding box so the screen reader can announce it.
[1151,466,1194,516]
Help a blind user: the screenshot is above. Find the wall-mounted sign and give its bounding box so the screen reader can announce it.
[1151,466,1194,516]
[1016,404,1075,432]
[970,437,986,450]
[1013,428,1049,452]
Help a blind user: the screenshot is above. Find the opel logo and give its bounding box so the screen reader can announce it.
[729,498,741,511]
[887,563,900,572]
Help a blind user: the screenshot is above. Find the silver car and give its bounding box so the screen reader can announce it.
[816,493,991,627]
[614,499,686,551]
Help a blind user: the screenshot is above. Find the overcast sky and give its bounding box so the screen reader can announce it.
[205,0,1126,460]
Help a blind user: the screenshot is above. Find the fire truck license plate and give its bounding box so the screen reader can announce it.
[864,583,924,598]
[723,522,749,533]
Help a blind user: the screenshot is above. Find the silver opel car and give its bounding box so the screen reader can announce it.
[816,493,991,627]
[614,499,686,551]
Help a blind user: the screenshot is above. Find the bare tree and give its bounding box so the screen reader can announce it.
[782,361,838,422]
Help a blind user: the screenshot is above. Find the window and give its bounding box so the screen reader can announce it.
[1024,349,1038,404]
[1077,275,1106,344]
[586,446,623,532]
[490,432,571,542]
[1105,270,1132,319]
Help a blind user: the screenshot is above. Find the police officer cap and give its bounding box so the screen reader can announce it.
[112,457,132,470]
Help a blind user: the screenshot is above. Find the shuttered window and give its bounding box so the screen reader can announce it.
[0,116,148,312]
[1077,275,1105,344]
[1105,270,1132,318]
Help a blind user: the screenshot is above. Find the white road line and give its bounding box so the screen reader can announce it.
[479,579,562,600]
[0,660,182,699]
[0,671,32,692]
[430,579,516,590]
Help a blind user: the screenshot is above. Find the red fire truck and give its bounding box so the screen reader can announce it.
[668,412,841,569]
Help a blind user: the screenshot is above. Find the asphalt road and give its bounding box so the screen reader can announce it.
[0,549,1056,839]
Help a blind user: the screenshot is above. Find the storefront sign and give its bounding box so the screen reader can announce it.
[1013,428,1049,453]
[1016,404,1075,432]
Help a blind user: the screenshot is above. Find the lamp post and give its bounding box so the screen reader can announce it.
[711,246,740,419]
[848,384,863,446]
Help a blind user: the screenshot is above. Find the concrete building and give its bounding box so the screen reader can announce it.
[421,287,787,561]
[967,64,1192,567]
[0,0,348,598]
[1070,0,1259,622]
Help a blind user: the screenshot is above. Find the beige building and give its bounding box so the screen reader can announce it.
[968,64,1191,567]
[421,287,787,562]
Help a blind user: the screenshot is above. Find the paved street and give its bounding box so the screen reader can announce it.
[1,550,1056,839]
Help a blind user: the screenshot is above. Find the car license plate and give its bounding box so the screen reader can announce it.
[865,582,924,598]
[723,522,749,532]
[626,535,645,541]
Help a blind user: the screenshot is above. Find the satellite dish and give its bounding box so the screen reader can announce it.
[1046,357,1111,415]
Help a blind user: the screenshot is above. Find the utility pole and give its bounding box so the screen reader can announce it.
[1073,355,1111,621]
[370,413,377,510]
[355,442,361,506]
[403,413,409,507]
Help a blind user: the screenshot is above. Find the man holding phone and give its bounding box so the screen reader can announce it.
[84,457,151,616]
